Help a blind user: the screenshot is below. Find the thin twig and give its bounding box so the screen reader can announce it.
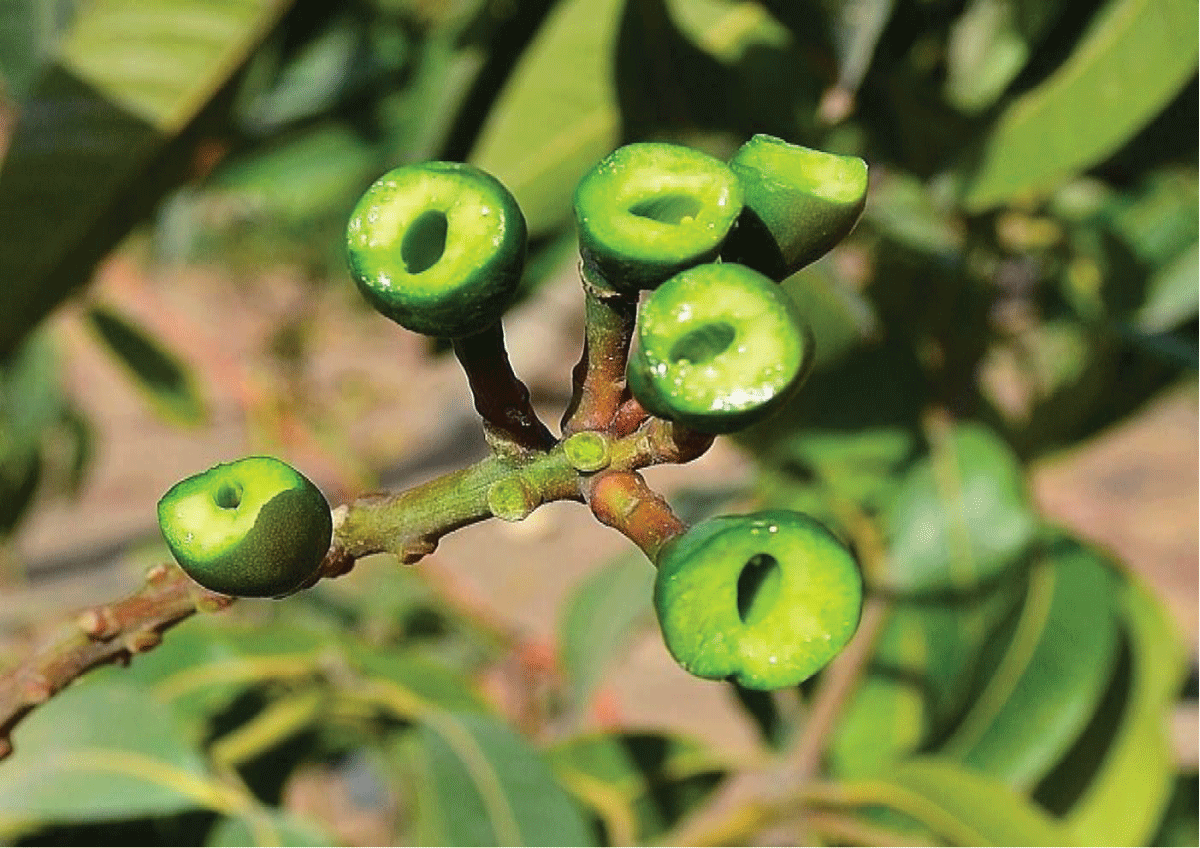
[0,562,233,759]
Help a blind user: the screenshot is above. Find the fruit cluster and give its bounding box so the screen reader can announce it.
[157,135,868,690]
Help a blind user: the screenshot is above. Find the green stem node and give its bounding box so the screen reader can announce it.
[563,431,611,472]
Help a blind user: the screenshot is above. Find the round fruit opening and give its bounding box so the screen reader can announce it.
[402,210,449,274]
[629,193,703,225]
[215,481,243,510]
[737,553,782,626]
[669,321,735,365]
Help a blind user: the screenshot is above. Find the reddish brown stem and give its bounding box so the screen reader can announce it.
[453,323,556,453]
[561,264,639,435]
[0,563,234,759]
[585,470,688,563]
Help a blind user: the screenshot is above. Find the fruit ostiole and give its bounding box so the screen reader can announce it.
[573,142,744,293]
[346,161,554,453]
[627,262,815,434]
[653,510,863,690]
[157,456,333,598]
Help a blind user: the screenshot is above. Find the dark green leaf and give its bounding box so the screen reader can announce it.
[397,711,595,846]
[0,0,60,98]
[0,678,216,834]
[547,731,728,844]
[558,553,655,713]
[740,342,926,517]
[0,0,295,356]
[962,0,1199,210]
[86,305,207,426]
[883,422,1037,594]
[939,533,1121,787]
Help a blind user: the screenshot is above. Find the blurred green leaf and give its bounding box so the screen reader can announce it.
[883,422,1037,594]
[945,0,1069,112]
[207,122,379,224]
[1150,772,1199,847]
[0,678,220,835]
[86,304,207,426]
[911,574,1029,728]
[397,711,595,846]
[0,329,72,534]
[781,261,877,371]
[559,553,655,713]
[0,0,295,356]
[349,645,492,716]
[1136,241,1198,333]
[1063,570,1186,844]
[741,342,926,518]
[129,618,336,726]
[207,811,333,846]
[0,0,62,97]
[939,533,1120,788]
[547,731,728,844]
[829,610,928,778]
[239,13,363,134]
[854,757,1064,844]
[615,0,801,141]
[469,0,623,235]
[1105,167,1200,268]
[962,0,1199,210]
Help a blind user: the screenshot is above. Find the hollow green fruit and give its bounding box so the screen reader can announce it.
[157,456,333,598]
[346,162,527,338]
[721,134,868,280]
[574,143,743,290]
[627,263,813,434]
[654,510,862,689]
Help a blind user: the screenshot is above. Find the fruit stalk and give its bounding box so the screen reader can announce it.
[585,470,688,563]
[561,262,640,435]
[452,323,556,453]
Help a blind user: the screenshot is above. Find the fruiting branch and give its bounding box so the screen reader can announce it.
[0,563,233,760]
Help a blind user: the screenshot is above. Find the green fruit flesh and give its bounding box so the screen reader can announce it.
[654,511,862,689]
[722,134,868,280]
[346,162,527,338]
[157,456,332,598]
[629,263,811,433]
[574,143,743,290]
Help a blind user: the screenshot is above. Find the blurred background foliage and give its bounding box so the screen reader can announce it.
[0,0,1195,844]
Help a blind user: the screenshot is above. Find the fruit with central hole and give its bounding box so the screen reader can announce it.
[573,142,742,290]
[626,263,813,433]
[654,510,862,689]
[157,456,332,597]
[346,161,527,338]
